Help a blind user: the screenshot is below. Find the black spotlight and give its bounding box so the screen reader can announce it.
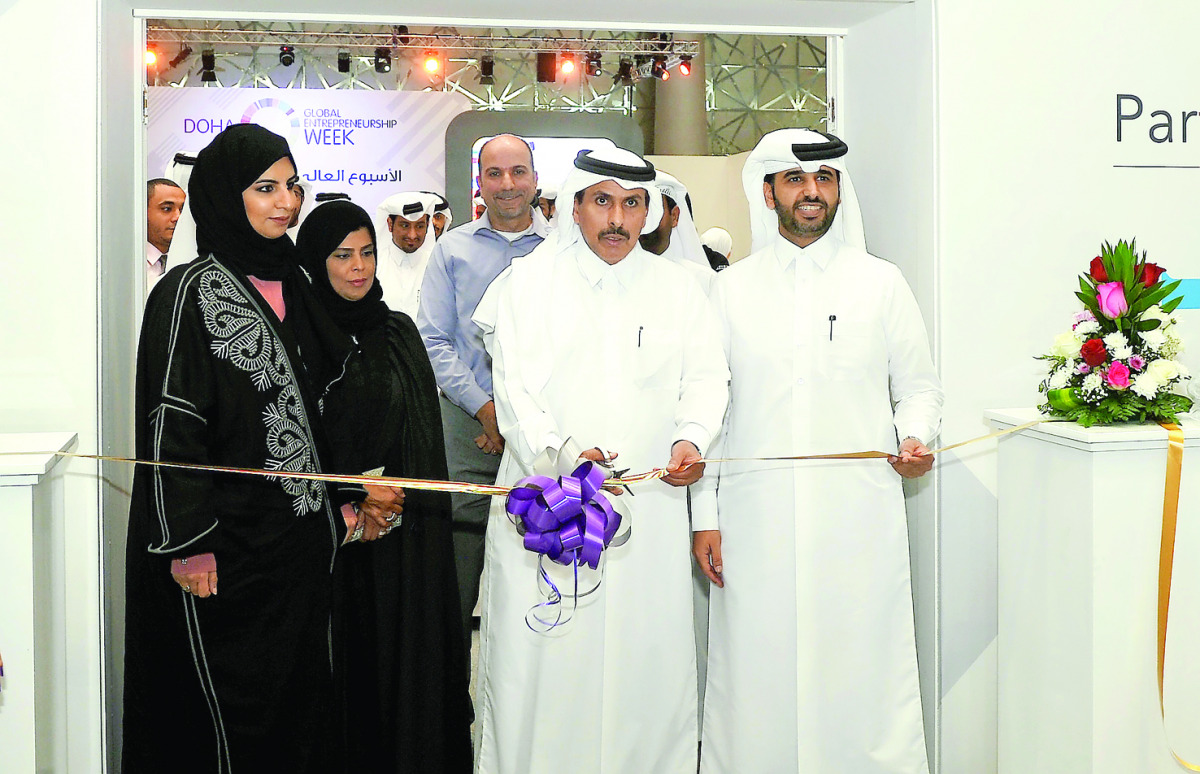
[168,45,192,70]
[374,47,391,73]
[479,55,495,85]
[615,58,633,86]
[536,51,557,83]
[678,54,693,76]
[279,45,295,67]
[200,49,217,83]
[651,55,669,81]
[337,52,351,73]
[585,51,602,78]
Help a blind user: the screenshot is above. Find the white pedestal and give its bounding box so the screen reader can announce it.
[0,433,77,774]
[987,408,1200,774]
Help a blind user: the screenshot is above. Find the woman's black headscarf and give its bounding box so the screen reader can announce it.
[189,123,298,280]
[297,200,391,336]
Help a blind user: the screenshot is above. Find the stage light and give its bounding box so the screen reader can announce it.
[560,52,575,76]
[423,51,441,74]
[536,51,557,83]
[678,55,693,76]
[585,51,602,78]
[337,52,351,73]
[145,48,158,67]
[479,55,495,86]
[168,46,192,70]
[374,47,391,73]
[651,56,669,81]
[200,49,217,83]
[615,59,633,86]
[279,45,295,67]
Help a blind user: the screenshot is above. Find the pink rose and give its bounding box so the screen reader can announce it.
[1105,361,1131,390]
[1096,281,1129,319]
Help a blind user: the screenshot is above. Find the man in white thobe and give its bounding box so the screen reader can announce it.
[375,191,438,317]
[693,129,943,774]
[640,169,717,296]
[423,190,453,238]
[472,147,730,774]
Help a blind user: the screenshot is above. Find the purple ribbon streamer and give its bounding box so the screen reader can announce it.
[505,461,623,571]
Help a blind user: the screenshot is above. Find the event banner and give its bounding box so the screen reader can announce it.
[147,87,470,221]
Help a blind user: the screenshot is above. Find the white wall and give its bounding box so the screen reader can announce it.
[0,0,105,770]
[935,2,1200,772]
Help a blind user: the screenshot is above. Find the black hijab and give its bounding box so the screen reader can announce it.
[297,200,391,336]
[189,123,298,280]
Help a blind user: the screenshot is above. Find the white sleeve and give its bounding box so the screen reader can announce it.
[885,269,943,446]
[478,273,565,470]
[682,278,731,532]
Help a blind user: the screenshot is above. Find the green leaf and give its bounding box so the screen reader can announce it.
[1162,296,1183,314]
[1135,318,1163,331]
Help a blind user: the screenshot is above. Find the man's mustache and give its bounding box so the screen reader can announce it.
[600,226,631,239]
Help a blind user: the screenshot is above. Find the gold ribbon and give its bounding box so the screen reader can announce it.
[700,419,1047,464]
[1156,422,1200,771]
[0,419,1049,491]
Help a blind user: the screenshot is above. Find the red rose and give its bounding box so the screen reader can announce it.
[1080,338,1108,367]
[1141,262,1166,287]
[1089,257,1108,282]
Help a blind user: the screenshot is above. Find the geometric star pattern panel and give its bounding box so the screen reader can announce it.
[148,21,827,154]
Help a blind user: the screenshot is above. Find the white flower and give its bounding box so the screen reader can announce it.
[1147,359,1182,383]
[1103,331,1128,350]
[1048,368,1072,389]
[1163,330,1184,359]
[1082,372,1104,392]
[1074,320,1100,336]
[1142,305,1171,329]
[1132,371,1164,399]
[1050,331,1083,359]
[1111,346,1133,361]
[1142,329,1167,353]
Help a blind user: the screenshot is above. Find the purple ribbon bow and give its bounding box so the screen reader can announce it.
[505,461,623,570]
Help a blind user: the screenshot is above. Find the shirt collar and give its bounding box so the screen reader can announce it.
[477,207,550,240]
[774,230,840,271]
[573,241,647,290]
[146,242,166,266]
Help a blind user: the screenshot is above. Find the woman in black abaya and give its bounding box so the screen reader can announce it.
[122,123,361,773]
[297,200,473,773]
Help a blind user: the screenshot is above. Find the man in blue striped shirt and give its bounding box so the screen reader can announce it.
[416,134,549,655]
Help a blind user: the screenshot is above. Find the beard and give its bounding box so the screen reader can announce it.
[775,196,838,241]
[637,220,671,255]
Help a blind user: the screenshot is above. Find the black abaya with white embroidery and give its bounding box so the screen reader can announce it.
[122,124,352,774]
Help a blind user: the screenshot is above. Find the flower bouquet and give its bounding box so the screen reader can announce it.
[1037,239,1192,427]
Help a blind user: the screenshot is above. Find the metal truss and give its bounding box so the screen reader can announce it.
[148,24,699,58]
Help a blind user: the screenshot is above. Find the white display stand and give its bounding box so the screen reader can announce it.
[987,408,1200,774]
[0,432,78,774]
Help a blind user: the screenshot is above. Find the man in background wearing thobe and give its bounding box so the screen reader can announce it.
[471,147,729,774]
[641,169,717,296]
[417,134,549,664]
[693,128,942,774]
[376,191,438,318]
[424,190,453,238]
[145,178,185,298]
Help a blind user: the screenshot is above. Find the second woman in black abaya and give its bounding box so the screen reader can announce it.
[297,200,473,773]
